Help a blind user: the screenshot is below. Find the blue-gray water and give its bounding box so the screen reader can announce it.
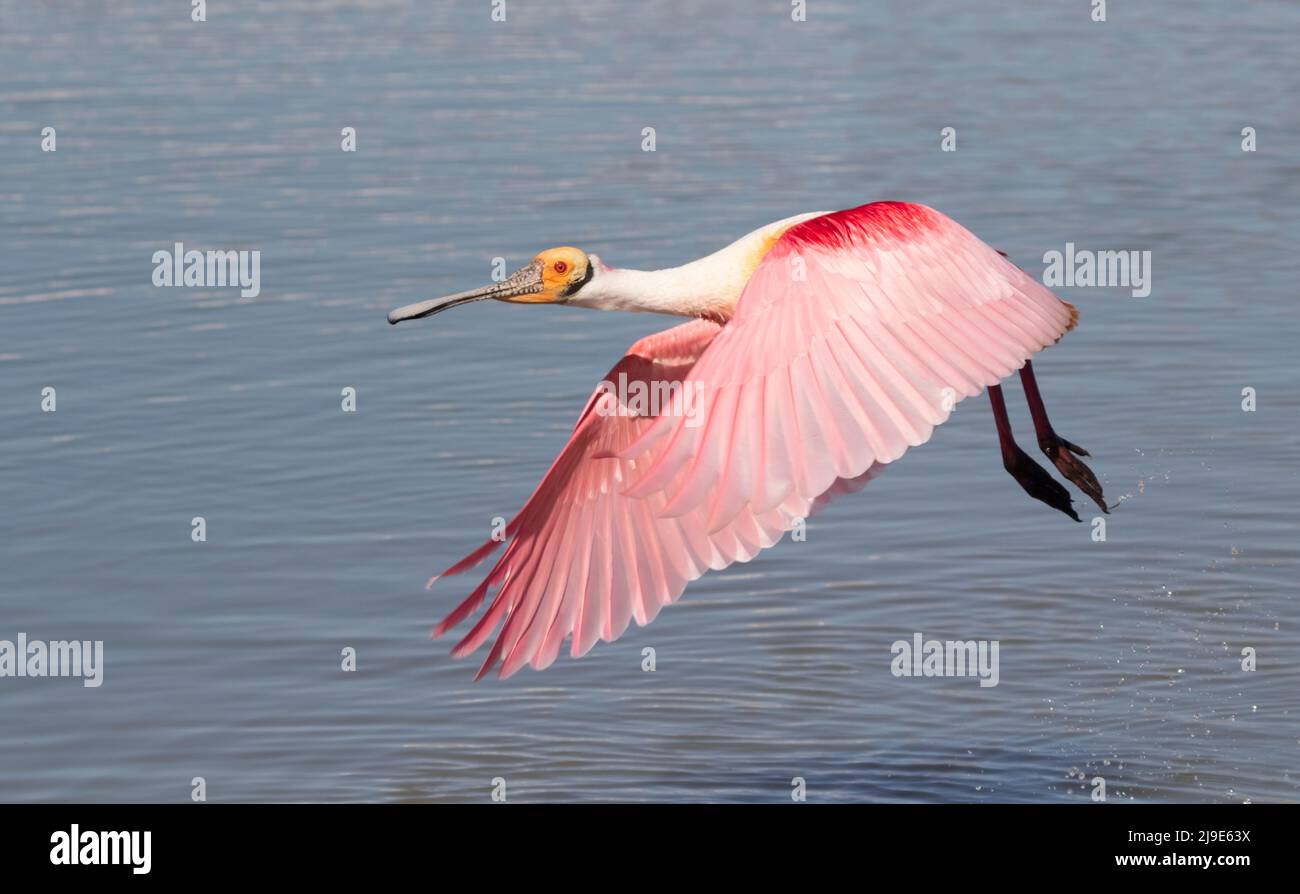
[2,1,1297,803]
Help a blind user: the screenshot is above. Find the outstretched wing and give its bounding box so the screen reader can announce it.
[434,202,1075,679]
[433,318,881,678]
[622,201,1077,529]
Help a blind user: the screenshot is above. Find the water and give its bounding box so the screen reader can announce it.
[2,0,1297,803]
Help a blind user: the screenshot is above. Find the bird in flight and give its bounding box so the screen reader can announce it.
[388,202,1108,679]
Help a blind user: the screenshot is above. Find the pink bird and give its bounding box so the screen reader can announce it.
[388,202,1108,679]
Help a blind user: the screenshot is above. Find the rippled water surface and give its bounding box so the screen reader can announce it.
[2,1,1298,802]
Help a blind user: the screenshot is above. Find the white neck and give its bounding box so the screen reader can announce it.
[566,212,824,321]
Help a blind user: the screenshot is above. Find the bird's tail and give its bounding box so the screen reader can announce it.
[1062,299,1079,333]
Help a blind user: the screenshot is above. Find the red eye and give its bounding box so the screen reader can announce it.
[554,261,568,274]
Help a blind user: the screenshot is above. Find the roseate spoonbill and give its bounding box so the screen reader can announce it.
[388,202,1107,679]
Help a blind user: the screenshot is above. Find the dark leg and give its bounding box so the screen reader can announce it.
[1018,360,1108,513]
[989,383,1079,521]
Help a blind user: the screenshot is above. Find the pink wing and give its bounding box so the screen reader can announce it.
[621,201,1078,530]
[432,318,881,678]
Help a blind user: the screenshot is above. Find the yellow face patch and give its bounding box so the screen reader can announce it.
[516,246,589,304]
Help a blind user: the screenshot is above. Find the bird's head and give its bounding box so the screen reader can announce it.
[388,247,599,324]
